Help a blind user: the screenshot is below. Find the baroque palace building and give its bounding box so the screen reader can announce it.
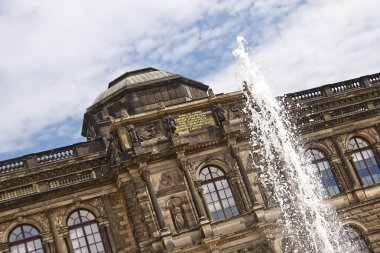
[1,68,380,253]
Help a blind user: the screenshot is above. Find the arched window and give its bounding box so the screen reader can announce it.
[9,224,44,253]
[306,149,340,196]
[200,166,239,221]
[341,225,372,252]
[67,209,105,253]
[348,137,380,187]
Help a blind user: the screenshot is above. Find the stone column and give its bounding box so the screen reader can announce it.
[331,135,361,189]
[229,141,256,208]
[330,161,349,192]
[196,185,211,221]
[102,195,123,251]
[227,171,250,212]
[118,172,150,252]
[64,236,74,253]
[98,225,112,253]
[42,242,51,253]
[176,151,206,221]
[141,166,167,231]
[45,209,65,253]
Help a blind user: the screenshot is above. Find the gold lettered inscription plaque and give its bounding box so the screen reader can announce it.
[176,110,215,132]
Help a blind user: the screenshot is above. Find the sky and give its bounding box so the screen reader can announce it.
[0,0,380,160]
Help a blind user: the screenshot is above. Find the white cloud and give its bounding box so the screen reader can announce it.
[0,0,379,159]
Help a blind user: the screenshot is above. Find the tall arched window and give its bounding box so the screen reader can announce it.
[306,149,340,196]
[341,225,372,252]
[8,224,44,253]
[67,209,105,253]
[200,166,239,221]
[348,137,380,187]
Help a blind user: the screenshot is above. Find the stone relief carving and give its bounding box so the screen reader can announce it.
[137,123,162,141]
[160,172,173,187]
[224,153,238,171]
[167,197,188,233]
[0,222,11,243]
[227,101,246,120]
[186,161,197,181]
[52,207,66,227]
[29,212,50,231]
[323,138,338,156]
[88,197,106,218]
[363,127,380,142]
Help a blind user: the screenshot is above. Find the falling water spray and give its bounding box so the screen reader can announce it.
[233,36,357,253]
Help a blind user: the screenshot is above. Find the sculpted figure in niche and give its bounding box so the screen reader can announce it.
[212,103,226,124]
[126,124,139,143]
[107,137,122,165]
[167,197,188,233]
[171,205,186,232]
[163,113,177,137]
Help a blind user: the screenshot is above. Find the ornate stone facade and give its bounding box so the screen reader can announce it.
[1,68,380,252]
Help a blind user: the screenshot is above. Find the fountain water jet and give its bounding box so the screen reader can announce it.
[233,36,358,253]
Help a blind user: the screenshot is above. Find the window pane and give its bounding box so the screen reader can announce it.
[27,241,35,251]
[93,233,101,243]
[72,239,79,249]
[91,224,99,233]
[10,246,18,253]
[17,244,26,253]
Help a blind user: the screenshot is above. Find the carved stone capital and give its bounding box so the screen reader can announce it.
[142,169,151,181]
[45,208,55,218]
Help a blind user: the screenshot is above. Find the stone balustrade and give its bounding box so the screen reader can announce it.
[369,74,380,84]
[291,89,324,101]
[35,148,76,164]
[0,159,25,173]
[330,80,363,93]
[288,74,380,102]
[0,139,105,175]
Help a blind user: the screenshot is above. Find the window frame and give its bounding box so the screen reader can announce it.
[348,137,380,187]
[67,209,106,253]
[199,165,239,222]
[8,224,44,253]
[306,148,341,197]
[341,225,373,252]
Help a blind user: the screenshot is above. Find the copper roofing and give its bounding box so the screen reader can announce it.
[93,68,175,105]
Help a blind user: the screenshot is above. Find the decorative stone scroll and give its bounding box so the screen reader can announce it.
[175,110,215,132]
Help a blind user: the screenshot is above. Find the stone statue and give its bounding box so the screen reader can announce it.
[163,113,177,136]
[107,137,122,165]
[126,124,139,143]
[121,108,129,118]
[212,103,226,123]
[207,88,215,98]
[171,204,186,232]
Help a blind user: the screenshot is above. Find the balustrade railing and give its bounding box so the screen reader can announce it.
[369,74,380,85]
[330,102,368,118]
[35,148,76,163]
[0,159,25,173]
[0,139,105,175]
[291,89,324,101]
[330,80,363,93]
[299,113,324,126]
